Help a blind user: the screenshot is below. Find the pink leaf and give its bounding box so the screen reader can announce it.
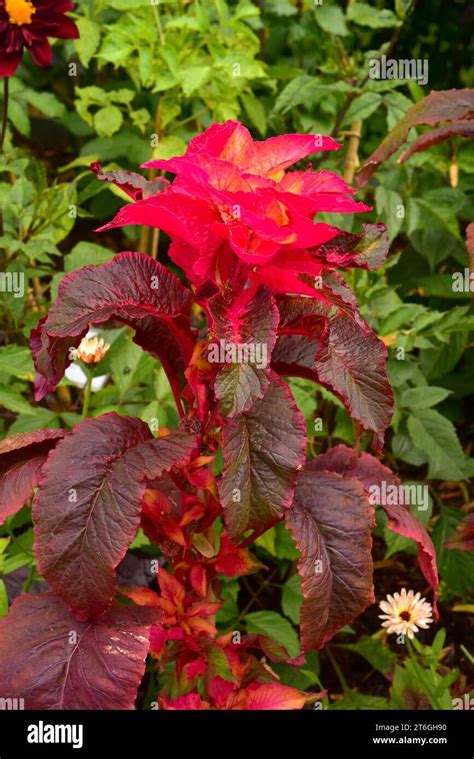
[0,592,160,709]
[33,413,195,620]
[0,429,66,525]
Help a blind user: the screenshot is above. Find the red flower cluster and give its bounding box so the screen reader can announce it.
[97,120,376,298]
[0,0,78,76]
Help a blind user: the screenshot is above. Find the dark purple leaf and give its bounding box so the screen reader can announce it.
[309,445,439,615]
[0,592,161,709]
[33,413,195,621]
[399,119,474,163]
[207,285,279,417]
[31,252,195,402]
[286,468,375,651]
[273,296,393,451]
[315,223,389,271]
[0,429,66,525]
[356,89,474,186]
[218,375,306,538]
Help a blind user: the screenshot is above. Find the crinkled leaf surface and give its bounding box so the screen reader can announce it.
[0,592,160,709]
[286,468,375,651]
[0,429,66,525]
[218,376,306,538]
[33,413,195,620]
[273,296,393,450]
[309,445,439,615]
[208,285,279,417]
[31,252,194,401]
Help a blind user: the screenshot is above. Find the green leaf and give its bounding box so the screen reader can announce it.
[245,610,300,658]
[240,92,266,135]
[314,4,349,36]
[401,386,451,409]
[23,90,65,119]
[282,574,303,625]
[94,106,123,137]
[347,3,401,28]
[343,92,383,124]
[407,409,466,480]
[0,345,34,380]
[375,186,404,242]
[64,242,115,273]
[75,18,101,68]
[337,636,396,675]
[0,385,35,415]
[179,65,211,96]
[202,640,236,683]
[0,580,8,618]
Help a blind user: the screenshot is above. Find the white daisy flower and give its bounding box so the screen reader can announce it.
[379,587,433,639]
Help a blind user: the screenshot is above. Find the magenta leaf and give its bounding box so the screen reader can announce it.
[286,468,375,651]
[31,251,195,402]
[273,296,393,451]
[0,592,161,709]
[356,89,474,185]
[33,413,196,621]
[309,444,439,615]
[207,285,279,417]
[0,429,66,525]
[218,375,306,538]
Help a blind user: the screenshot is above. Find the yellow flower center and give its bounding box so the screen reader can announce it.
[5,0,36,26]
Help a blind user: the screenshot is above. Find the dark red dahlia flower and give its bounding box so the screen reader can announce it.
[0,0,78,76]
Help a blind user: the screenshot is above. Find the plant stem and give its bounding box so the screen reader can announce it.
[81,367,94,419]
[151,2,165,45]
[0,77,9,152]
[326,646,351,696]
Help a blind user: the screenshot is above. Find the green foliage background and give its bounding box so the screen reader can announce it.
[0,0,473,708]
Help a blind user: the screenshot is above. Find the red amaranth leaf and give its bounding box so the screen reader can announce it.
[31,251,194,402]
[286,468,375,651]
[218,375,306,538]
[0,429,66,525]
[90,161,169,200]
[398,120,474,163]
[356,89,474,186]
[207,285,279,417]
[0,592,161,709]
[309,445,439,615]
[273,296,393,451]
[316,223,389,271]
[33,413,195,621]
